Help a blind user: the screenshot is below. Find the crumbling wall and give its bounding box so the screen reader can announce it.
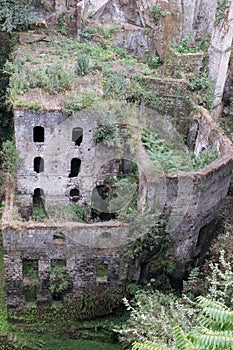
[2,222,126,308]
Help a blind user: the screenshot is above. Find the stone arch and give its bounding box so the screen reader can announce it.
[33,188,45,212]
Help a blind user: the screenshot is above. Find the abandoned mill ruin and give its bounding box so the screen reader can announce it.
[2,0,233,312]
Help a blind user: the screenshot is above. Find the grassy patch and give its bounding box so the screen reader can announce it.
[21,332,124,350]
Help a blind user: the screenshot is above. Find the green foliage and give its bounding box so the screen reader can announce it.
[0,140,21,194]
[144,93,188,117]
[94,119,119,147]
[22,260,38,279]
[215,0,229,26]
[27,100,41,111]
[169,36,197,54]
[4,59,75,100]
[116,289,198,348]
[40,62,75,94]
[141,130,191,172]
[0,0,32,32]
[206,250,233,307]
[188,297,233,350]
[0,236,8,334]
[0,140,19,176]
[187,70,214,110]
[150,6,168,23]
[48,204,86,222]
[222,94,233,141]
[173,326,197,350]
[0,34,16,144]
[192,147,219,170]
[132,341,165,350]
[64,91,99,115]
[31,205,47,220]
[103,70,128,99]
[76,54,90,76]
[80,25,118,42]
[10,286,124,323]
[58,10,68,36]
[146,56,160,69]
[47,265,69,294]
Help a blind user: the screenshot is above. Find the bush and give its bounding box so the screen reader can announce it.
[116,289,198,348]
[0,0,32,32]
[93,120,119,147]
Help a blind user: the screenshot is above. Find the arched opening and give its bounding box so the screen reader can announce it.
[32,188,46,218]
[33,126,44,143]
[70,188,80,203]
[69,158,81,178]
[34,157,44,173]
[72,127,83,146]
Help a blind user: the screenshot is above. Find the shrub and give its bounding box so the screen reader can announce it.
[103,70,128,99]
[0,0,32,32]
[169,36,197,54]
[64,91,99,115]
[141,130,191,172]
[93,120,119,147]
[192,147,219,170]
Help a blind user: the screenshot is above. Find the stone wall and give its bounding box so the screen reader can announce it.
[2,221,126,308]
[4,103,233,308]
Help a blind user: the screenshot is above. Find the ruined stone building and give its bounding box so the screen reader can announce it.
[2,0,233,310]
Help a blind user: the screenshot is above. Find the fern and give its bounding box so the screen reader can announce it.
[191,331,233,350]
[187,297,233,349]
[197,296,233,329]
[132,340,165,350]
[173,326,197,350]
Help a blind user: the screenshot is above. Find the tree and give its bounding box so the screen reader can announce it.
[0,0,32,32]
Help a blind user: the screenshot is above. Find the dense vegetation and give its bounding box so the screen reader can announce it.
[0,3,232,349]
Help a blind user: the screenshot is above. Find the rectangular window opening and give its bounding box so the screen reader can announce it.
[96,263,108,283]
[22,259,38,279]
[24,286,37,303]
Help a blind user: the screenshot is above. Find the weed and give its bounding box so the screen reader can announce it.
[169,36,197,54]
[150,6,168,22]
[58,10,68,36]
[192,147,219,169]
[187,70,214,110]
[17,98,26,107]
[103,70,127,99]
[93,119,119,147]
[76,54,90,75]
[141,129,191,172]
[31,205,47,220]
[146,56,160,69]
[28,100,41,111]
[64,91,99,115]
[47,204,86,222]
[215,0,229,25]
